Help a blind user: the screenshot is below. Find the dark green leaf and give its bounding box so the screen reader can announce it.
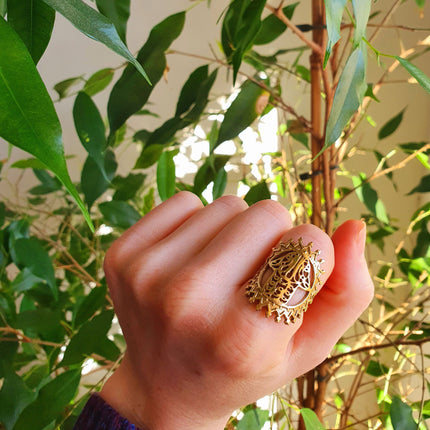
[61,310,116,366]
[254,3,298,45]
[366,360,389,376]
[352,0,371,45]
[0,0,6,17]
[352,174,389,224]
[73,92,107,174]
[325,46,367,147]
[112,172,146,201]
[194,155,230,196]
[216,80,269,149]
[236,407,269,430]
[0,201,5,227]
[221,0,266,83]
[53,76,84,100]
[41,0,149,82]
[12,238,57,298]
[134,143,165,169]
[0,371,36,430]
[6,0,55,64]
[108,12,185,134]
[364,83,380,102]
[324,0,347,66]
[300,408,327,430]
[0,17,92,229]
[408,174,430,194]
[73,284,107,328]
[99,200,141,229]
[390,397,417,430]
[244,181,271,205]
[157,149,178,201]
[213,168,227,200]
[378,109,405,140]
[15,308,62,337]
[95,0,130,43]
[14,369,81,430]
[83,67,114,96]
[395,56,430,94]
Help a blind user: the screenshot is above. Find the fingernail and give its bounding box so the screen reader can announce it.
[357,221,367,254]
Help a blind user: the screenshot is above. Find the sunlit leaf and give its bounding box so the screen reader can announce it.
[40,0,149,83]
[324,0,347,67]
[157,149,178,201]
[352,0,371,45]
[7,0,55,64]
[237,406,269,429]
[0,17,92,229]
[300,408,327,430]
[396,56,430,94]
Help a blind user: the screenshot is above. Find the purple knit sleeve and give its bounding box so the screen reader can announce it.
[73,394,143,430]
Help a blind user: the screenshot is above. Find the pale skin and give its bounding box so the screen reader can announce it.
[100,192,374,430]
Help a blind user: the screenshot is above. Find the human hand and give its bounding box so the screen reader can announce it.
[100,192,374,429]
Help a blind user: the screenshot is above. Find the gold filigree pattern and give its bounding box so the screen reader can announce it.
[246,238,324,324]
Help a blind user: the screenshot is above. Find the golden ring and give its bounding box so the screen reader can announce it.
[246,238,324,325]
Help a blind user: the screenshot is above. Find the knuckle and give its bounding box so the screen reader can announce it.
[252,199,291,228]
[214,195,249,212]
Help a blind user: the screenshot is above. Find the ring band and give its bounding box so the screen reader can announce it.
[246,238,324,324]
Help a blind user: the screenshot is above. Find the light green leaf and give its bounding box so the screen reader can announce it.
[11,158,47,170]
[99,200,141,229]
[14,369,81,430]
[213,168,227,200]
[6,0,55,64]
[378,109,405,140]
[237,407,269,430]
[396,56,430,94]
[40,0,149,83]
[325,46,367,147]
[352,173,389,224]
[0,371,36,430]
[95,0,130,43]
[415,0,425,9]
[157,149,178,201]
[108,12,185,134]
[12,238,57,299]
[83,67,114,96]
[53,76,84,100]
[390,397,417,430]
[351,0,371,45]
[0,0,6,17]
[0,17,92,230]
[324,0,347,67]
[244,181,271,205]
[300,408,327,430]
[216,80,269,149]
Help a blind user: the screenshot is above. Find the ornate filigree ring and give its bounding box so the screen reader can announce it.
[246,238,324,325]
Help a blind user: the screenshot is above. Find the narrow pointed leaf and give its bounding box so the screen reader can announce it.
[378,108,405,140]
[352,0,371,45]
[396,56,430,94]
[0,0,6,17]
[83,67,114,96]
[95,0,130,43]
[40,0,149,83]
[300,408,327,430]
[325,47,367,147]
[324,0,347,66]
[7,0,55,64]
[0,17,92,230]
[157,149,178,201]
[108,12,185,134]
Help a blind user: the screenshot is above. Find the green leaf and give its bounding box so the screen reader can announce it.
[99,200,141,229]
[61,310,117,366]
[95,0,130,43]
[194,155,230,196]
[324,0,347,67]
[325,46,367,147]
[408,174,430,194]
[0,0,6,17]
[83,67,114,96]
[390,397,418,430]
[112,172,146,201]
[73,92,107,177]
[14,369,81,430]
[366,360,389,377]
[213,168,227,200]
[12,238,57,299]
[352,173,389,224]
[300,408,327,430]
[0,17,92,230]
[11,158,47,170]
[40,0,149,83]
[53,76,84,100]
[221,0,266,83]
[244,181,271,205]
[254,3,298,45]
[395,56,430,94]
[0,371,36,430]
[378,109,405,140]
[107,11,185,134]
[237,407,269,430]
[157,149,178,201]
[73,284,107,328]
[415,0,425,8]
[134,143,165,169]
[216,80,269,149]
[351,0,371,46]
[6,0,55,64]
